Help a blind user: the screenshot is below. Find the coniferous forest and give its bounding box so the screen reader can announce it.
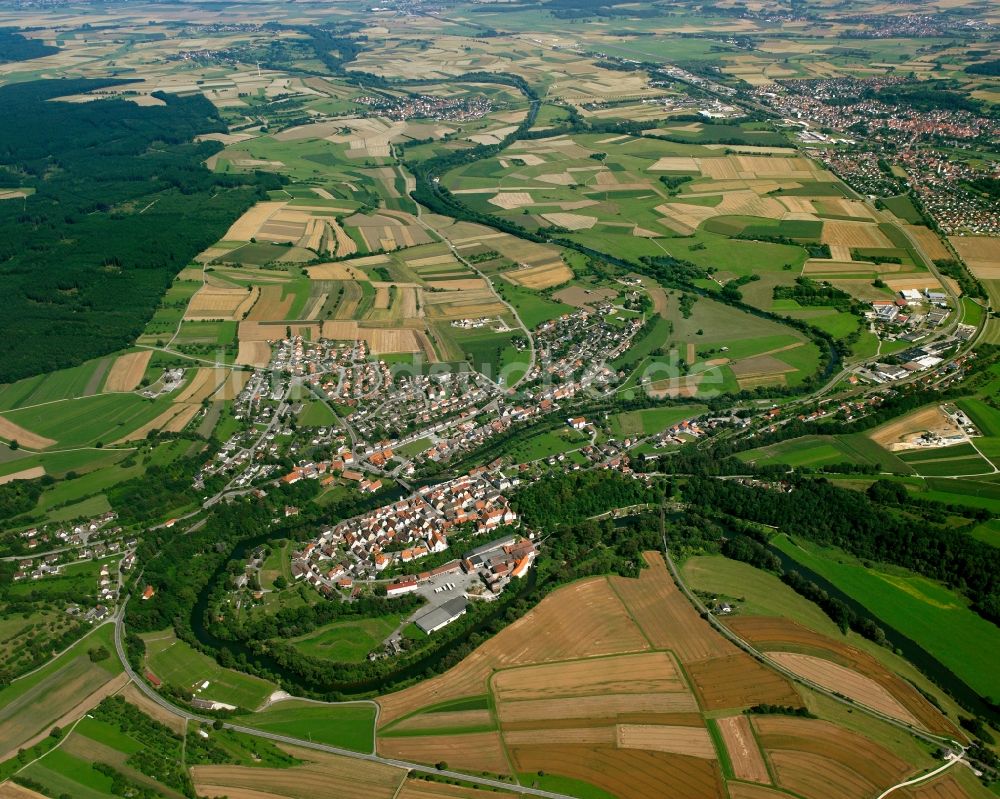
[0,79,274,382]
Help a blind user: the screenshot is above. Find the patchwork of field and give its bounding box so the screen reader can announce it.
[726,616,958,737]
[374,552,857,796]
[193,744,403,799]
[377,577,651,725]
[753,715,911,799]
[0,627,122,759]
[186,285,259,320]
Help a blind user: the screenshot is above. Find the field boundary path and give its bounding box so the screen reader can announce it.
[112,601,577,799]
[874,756,962,799]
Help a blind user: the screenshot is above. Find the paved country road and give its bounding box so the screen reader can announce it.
[112,601,576,799]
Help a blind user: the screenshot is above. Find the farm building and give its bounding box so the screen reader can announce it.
[414,597,469,634]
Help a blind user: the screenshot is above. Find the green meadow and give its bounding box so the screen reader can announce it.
[772,535,1000,699]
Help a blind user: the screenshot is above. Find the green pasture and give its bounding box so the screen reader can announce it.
[237,700,375,753]
[772,534,1000,699]
[142,630,276,710]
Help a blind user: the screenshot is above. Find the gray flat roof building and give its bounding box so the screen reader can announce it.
[414,597,469,634]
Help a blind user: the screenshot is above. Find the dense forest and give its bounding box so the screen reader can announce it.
[0,79,275,382]
[0,29,57,62]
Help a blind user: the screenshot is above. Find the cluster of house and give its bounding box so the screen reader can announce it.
[354,93,493,122]
[290,470,519,594]
[348,370,497,443]
[527,308,644,389]
[195,429,281,489]
[754,76,1000,234]
[16,511,122,553]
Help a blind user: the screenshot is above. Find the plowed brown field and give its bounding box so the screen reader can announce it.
[378,732,510,775]
[511,746,724,799]
[685,652,800,710]
[492,651,686,702]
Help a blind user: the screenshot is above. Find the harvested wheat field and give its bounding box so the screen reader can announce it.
[902,226,950,261]
[104,351,152,392]
[768,652,920,725]
[727,785,794,799]
[115,403,199,443]
[174,368,229,404]
[726,616,956,736]
[193,744,402,799]
[492,651,686,702]
[247,285,294,321]
[0,466,45,486]
[504,261,572,289]
[224,201,286,241]
[951,236,1000,279]
[616,724,715,758]
[239,321,315,342]
[186,286,258,320]
[0,415,56,449]
[754,716,910,799]
[649,156,700,172]
[195,789,288,799]
[0,783,48,799]
[717,714,769,783]
[377,577,649,725]
[685,652,800,710]
[307,262,368,280]
[869,405,961,450]
[511,745,724,799]
[321,320,361,340]
[237,341,272,368]
[503,727,615,746]
[822,220,893,248]
[609,552,735,663]
[424,278,489,291]
[213,370,252,401]
[541,212,597,230]
[364,328,421,353]
[489,192,534,209]
[497,692,699,725]
[379,732,510,775]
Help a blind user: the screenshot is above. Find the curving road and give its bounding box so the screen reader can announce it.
[112,600,574,799]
